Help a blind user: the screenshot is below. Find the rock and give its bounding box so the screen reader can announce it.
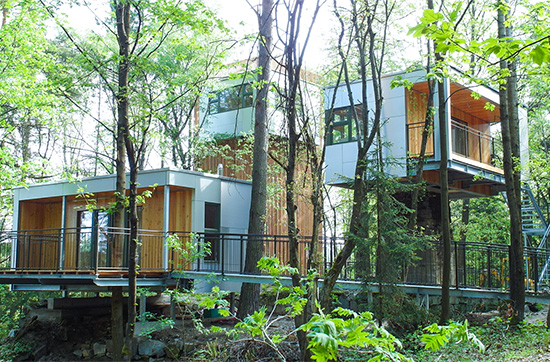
[164,338,183,359]
[81,348,92,359]
[93,342,107,357]
[183,342,196,353]
[32,344,48,360]
[138,339,166,358]
[73,349,83,358]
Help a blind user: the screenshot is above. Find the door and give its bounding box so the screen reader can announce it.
[77,210,111,269]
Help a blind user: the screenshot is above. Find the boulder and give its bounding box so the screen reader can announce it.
[138,339,166,358]
[93,342,107,357]
[164,338,183,359]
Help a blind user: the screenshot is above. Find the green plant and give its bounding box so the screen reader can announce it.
[0,340,32,360]
[302,306,411,362]
[137,311,175,338]
[421,320,485,353]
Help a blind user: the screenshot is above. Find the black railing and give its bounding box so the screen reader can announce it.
[3,228,550,292]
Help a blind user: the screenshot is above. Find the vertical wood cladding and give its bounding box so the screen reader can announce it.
[201,137,318,237]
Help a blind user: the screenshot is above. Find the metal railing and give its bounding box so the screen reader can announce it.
[3,228,550,292]
[451,119,501,167]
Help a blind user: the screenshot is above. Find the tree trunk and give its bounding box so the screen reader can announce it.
[114,2,135,358]
[111,287,124,360]
[237,0,272,321]
[498,3,524,322]
[438,75,451,324]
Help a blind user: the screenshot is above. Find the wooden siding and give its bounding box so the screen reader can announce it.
[169,188,193,270]
[17,199,63,269]
[406,88,434,157]
[17,186,194,272]
[201,137,318,236]
[422,170,492,197]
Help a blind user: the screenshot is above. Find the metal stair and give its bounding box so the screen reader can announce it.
[520,186,547,236]
[503,185,550,287]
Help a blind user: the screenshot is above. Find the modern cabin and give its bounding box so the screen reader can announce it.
[324,69,529,199]
[198,60,323,236]
[0,168,252,291]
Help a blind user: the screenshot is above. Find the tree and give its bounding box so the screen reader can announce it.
[269,1,324,358]
[497,0,524,323]
[320,0,394,312]
[238,0,273,321]
[42,0,228,356]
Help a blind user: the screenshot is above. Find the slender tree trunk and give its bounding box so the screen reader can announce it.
[114,2,135,358]
[459,199,470,243]
[111,287,124,361]
[498,3,524,322]
[320,0,386,312]
[237,0,272,320]
[438,75,451,324]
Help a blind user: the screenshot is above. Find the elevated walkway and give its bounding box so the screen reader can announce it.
[2,228,550,304]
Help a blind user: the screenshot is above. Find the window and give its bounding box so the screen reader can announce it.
[77,210,111,269]
[208,84,254,114]
[451,118,469,157]
[204,203,220,261]
[326,106,362,145]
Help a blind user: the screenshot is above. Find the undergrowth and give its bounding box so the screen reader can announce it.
[406,316,550,361]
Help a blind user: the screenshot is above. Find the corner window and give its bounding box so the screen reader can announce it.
[204,203,220,261]
[208,84,254,114]
[326,105,362,145]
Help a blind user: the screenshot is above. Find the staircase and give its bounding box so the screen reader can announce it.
[503,185,550,288]
[520,187,547,237]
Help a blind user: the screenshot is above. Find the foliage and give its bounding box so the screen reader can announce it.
[450,197,510,244]
[410,316,550,362]
[409,2,550,66]
[302,307,411,362]
[422,320,484,353]
[0,340,32,361]
[0,286,56,339]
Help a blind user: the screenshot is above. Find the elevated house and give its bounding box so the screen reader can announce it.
[3,68,549,295]
[325,68,529,200]
[0,169,252,292]
[199,59,323,236]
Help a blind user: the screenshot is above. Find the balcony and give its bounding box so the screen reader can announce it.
[450,119,501,170]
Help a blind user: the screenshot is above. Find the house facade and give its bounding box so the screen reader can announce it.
[324,69,529,199]
[1,168,251,291]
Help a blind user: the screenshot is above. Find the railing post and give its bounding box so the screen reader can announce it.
[487,248,492,288]
[240,234,244,273]
[25,232,30,270]
[462,243,467,287]
[196,234,201,272]
[533,249,539,293]
[95,225,100,274]
[221,234,225,276]
[58,229,63,271]
[455,241,459,290]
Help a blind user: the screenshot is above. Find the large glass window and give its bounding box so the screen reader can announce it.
[208,84,254,114]
[204,203,220,261]
[451,118,469,157]
[326,106,362,145]
[77,210,111,269]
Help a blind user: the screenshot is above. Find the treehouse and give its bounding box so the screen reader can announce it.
[324,69,529,199]
[0,168,252,291]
